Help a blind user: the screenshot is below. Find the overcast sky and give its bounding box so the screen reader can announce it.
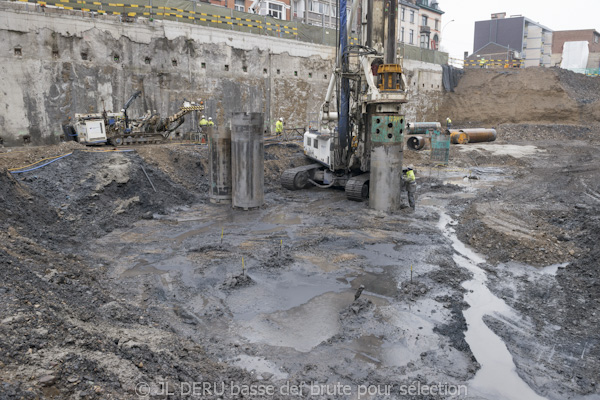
[439,0,600,61]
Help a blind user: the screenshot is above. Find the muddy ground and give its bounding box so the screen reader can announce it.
[1,125,599,400]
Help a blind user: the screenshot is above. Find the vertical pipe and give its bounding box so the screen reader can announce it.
[208,126,233,204]
[369,115,405,213]
[338,0,349,150]
[231,113,264,209]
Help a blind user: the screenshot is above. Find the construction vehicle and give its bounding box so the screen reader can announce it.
[68,91,204,145]
[280,0,409,209]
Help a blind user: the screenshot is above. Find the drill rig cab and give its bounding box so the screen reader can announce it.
[281,0,409,211]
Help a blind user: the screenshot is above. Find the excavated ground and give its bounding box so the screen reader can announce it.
[1,68,600,400]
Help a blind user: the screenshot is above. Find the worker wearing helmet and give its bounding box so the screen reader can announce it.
[402,165,417,210]
[275,117,283,136]
[446,117,452,129]
[199,115,208,127]
[208,117,215,126]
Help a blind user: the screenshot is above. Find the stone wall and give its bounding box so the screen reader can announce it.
[0,2,444,146]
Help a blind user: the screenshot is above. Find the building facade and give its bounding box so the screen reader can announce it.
[472,13,552,68]
[551,29,600,69]
[211,0,291,21]
[399,0,444,49]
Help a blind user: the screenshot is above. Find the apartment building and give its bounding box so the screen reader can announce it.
[398,0,444,49]
[472,12,553,68]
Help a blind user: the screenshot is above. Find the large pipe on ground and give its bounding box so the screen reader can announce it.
[407,135,426,150]
[449,130,469,144]
[207,126,232,204]
[449,129,496,144]
[231,112,264,210]
[407,122,442,135]
[459,128,497,143]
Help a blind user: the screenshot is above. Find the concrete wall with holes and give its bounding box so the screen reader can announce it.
[0,2,443,146]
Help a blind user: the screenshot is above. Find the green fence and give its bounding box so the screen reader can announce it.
[430,131,450,166]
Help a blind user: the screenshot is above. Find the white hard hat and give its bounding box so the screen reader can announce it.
[279,117,283,121]
[202,115,205,118]
[208,117,212,120]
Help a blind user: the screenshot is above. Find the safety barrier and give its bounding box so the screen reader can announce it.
[567,68,600,77]
[464,59,522,68]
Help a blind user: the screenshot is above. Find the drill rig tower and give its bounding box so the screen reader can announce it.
[281,0,408,213]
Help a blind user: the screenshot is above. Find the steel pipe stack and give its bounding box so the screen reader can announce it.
[231,112,264,210]
[208,126,232,204]
[369,114,404,213]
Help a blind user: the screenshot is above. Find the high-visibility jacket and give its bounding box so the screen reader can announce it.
[199,118,208,126]
[405,170,416,182]
[208,121,215,126]
[275,120,283,133]
[446,118,452,126]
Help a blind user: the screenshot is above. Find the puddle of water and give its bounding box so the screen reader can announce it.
[261,213,302,225]
[458,144,543,158]
[225,270,347,321]
[346,271,399,299]
[231,355,289,381]
[121,260,168,278]
[249,226,287,235]
[348,333,424,368]
[349,243,404,267]
[540,262,569,276]
[237,291,350,352]
[171,223,216,245]
[438,212,547,400]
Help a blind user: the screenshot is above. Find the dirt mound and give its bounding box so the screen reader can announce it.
[9,149,197,244]
[436,67,600,127]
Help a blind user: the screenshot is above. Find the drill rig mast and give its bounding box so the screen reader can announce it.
[281,0,408,212]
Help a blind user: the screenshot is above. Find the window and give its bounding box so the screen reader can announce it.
[401,27,404,42]
[235,0,244,12]
[420,34,429,49]
[410,10,415,23]
[310,1,328,15]
[595,35,599,44]
[409,29,414,44]
[401,7,405,21]
[313,139,318,148]
[268,3,283,19]
[421,15,428,26]
[307,138,312,147]
[435,19,439,30]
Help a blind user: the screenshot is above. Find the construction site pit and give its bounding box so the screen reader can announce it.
[1,68,600,400]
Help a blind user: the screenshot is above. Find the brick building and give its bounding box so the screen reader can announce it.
[551,29,600,68]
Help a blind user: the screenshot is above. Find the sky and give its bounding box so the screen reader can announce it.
[438,0,600,61]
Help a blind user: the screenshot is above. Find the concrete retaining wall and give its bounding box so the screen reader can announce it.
[0,3,443,146]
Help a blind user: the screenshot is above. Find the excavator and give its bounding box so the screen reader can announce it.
[281,0,409,211]
[69,91,204,146]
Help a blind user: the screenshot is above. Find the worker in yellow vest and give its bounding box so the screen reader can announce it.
[208,117,215,126]
[199,115,208,127]
[275,118,283,136]
[402,165,417,210]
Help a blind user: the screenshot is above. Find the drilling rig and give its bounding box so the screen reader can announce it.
[280,0,409,212]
